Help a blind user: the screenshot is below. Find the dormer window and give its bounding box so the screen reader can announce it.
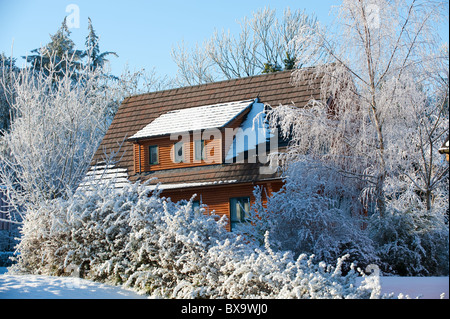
[194,139,205,161]
[174,141,184,163]
[149,145,159,165]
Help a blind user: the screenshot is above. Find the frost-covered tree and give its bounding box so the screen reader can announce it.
[84,17,118,71]
[24,17,118,81]
[171,7,324,86]
[279,0,449,217]
[265,0,449,275]
[24,18,85,79]
[0,54,116,223]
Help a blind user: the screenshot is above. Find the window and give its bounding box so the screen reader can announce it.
[194,140,205,161]
[192,200,200,214]
[229,197,250,231]
[149,145,158,165]
[174,141,184,163]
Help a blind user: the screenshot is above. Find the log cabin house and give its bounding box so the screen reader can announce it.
[88,69,321,231]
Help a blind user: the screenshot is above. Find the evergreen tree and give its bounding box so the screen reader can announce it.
[23,18,117,78]
[262,52,296,74]
[84,17,118,71]
[0,53,17,133]
[24,18,84,78]
[283,52,296,70]
[261,62,282,74]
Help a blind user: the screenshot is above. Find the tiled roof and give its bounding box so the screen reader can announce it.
[128,162,280,187]
[92,69,322,187]
[129,99,254,141]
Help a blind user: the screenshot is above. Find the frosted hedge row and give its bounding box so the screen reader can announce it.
[10,181,384,299]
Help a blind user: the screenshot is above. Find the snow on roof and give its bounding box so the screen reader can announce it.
[78,164,239,193]
[146,180,238,191]
[78,164,129,192]
[129,99,255,140]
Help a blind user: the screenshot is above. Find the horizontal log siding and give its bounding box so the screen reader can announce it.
[162,181,283,231]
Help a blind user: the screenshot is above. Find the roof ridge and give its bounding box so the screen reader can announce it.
[123,69,311,102]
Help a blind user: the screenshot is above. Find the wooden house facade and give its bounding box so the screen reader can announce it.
[90,69,321,231]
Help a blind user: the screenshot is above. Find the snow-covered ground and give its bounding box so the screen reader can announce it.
[1,267,448,299]
[0,267,147,299]
[356,276,449,299]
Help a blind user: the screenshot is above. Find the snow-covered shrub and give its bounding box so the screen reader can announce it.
[369,206,449,276]
[239,160,378,271]
[11,180,382,299]
[120,190,233,297]
[202,232,380,299]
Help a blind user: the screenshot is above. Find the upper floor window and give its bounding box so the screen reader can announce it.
[149,145,159,165]
[174,141,184,163]
[194,139,205,161]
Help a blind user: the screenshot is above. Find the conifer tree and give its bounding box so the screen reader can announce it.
[24,18,84,78]
[84,17,117,71]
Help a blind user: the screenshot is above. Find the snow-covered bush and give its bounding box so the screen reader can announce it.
[202,232,381,299]
[238,160,378,271]
[369,206,449,276]
[11,180,382,299]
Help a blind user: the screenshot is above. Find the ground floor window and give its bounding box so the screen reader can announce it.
[192,200,200,213]
[229,197,250,231]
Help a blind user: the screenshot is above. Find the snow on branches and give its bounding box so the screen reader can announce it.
[0,53,117,223]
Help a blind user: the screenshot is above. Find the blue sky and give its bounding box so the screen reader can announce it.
[1,0,448,78]
[0,0,340,77]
